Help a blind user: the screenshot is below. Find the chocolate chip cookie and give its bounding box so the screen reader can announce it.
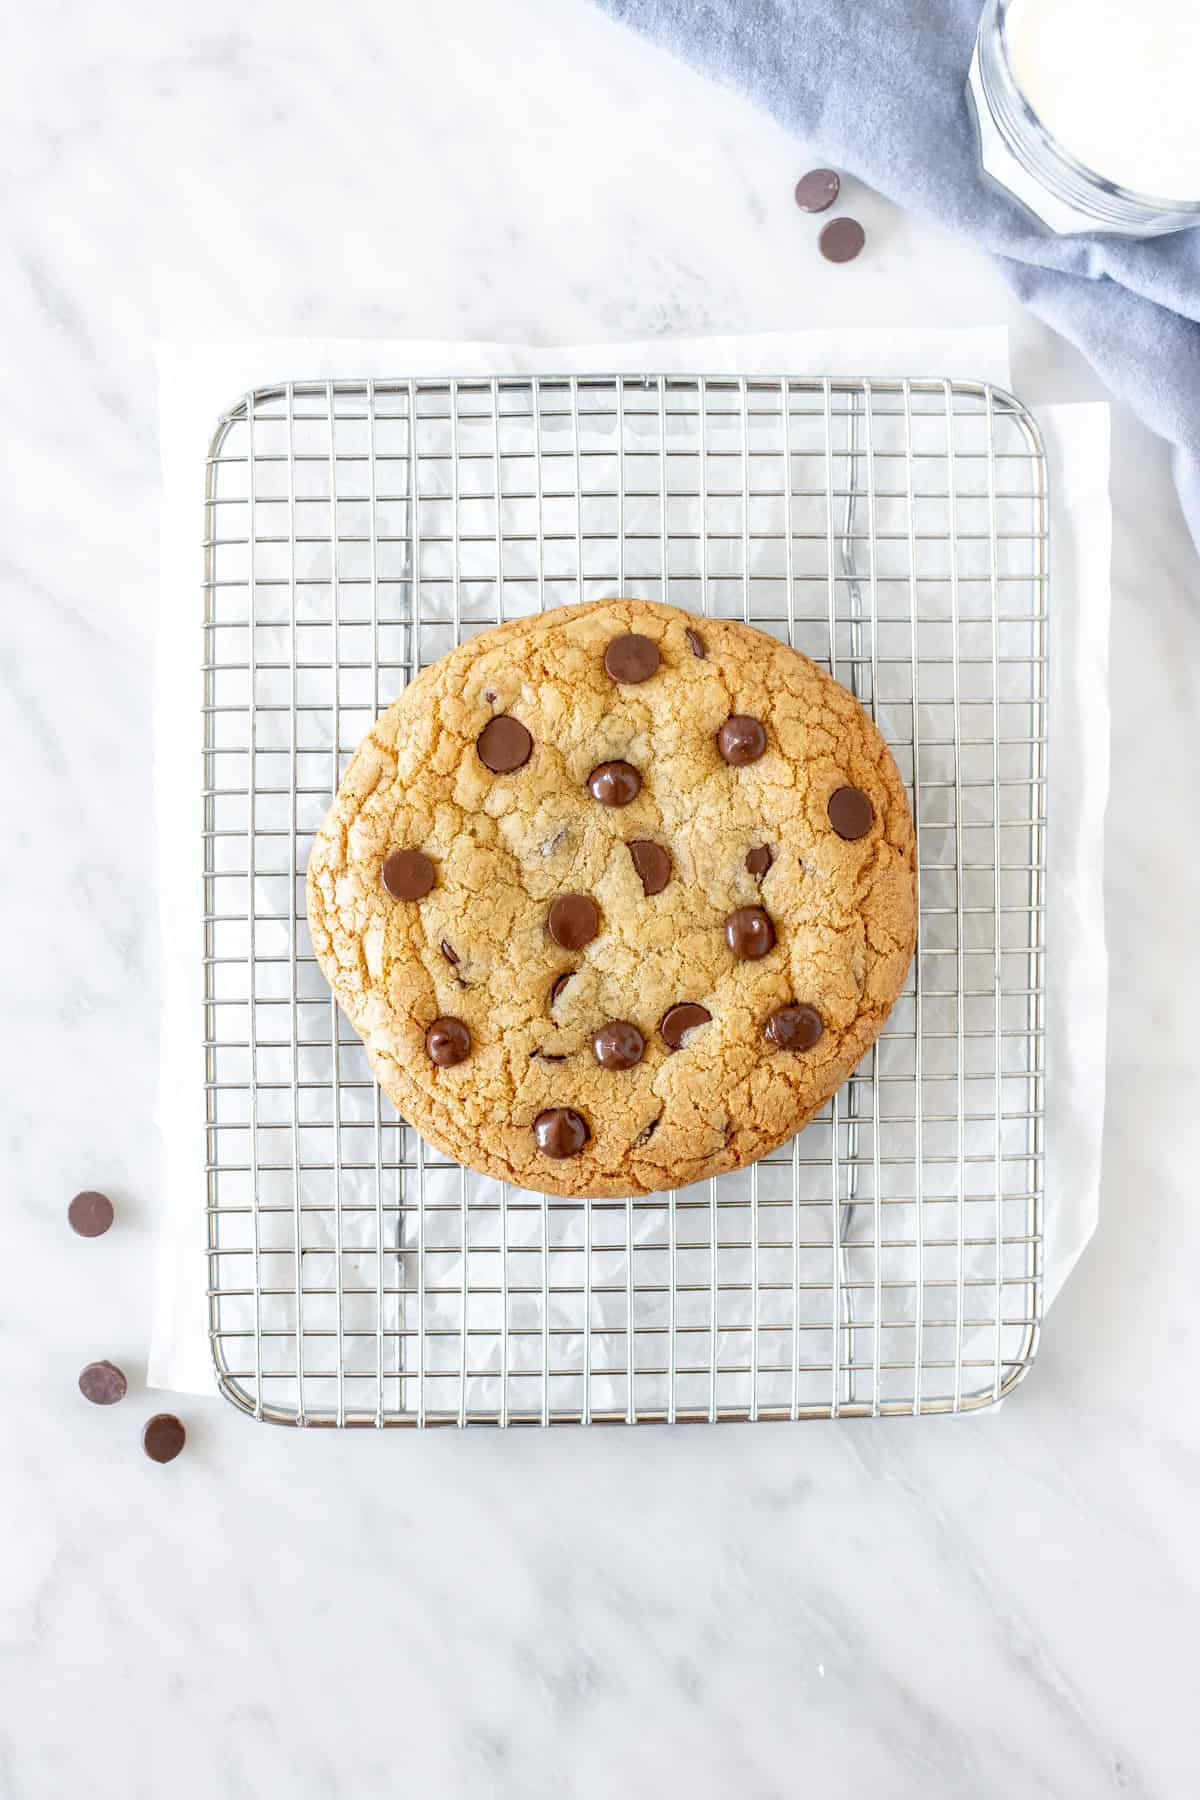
[306,599,916,1198]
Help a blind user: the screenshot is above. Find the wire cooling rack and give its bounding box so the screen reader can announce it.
[203,373,1047,1426]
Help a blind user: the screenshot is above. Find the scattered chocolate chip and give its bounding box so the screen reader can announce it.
[819,216,866,264]
[477,714,532,773]
[627,839,672,896]
[745,845,773,878]
[633,1114,662,1147]
[79,1360,127,1405]
[587,760,641,806]
[68,1190,114,1238]
[764,1003,824,1051]
[482,688,497,704]
[533,1107,590,1159]
[382,848,435,900]
[604,632,660,684]
[725,905,776,960]
[795,167,841,212]
[548,893,600,950]
[827,784,875,840]
[143,1413,186,1464]
[549,971,573,1009]
[717,715,766,766]
[660,1002,712,1051]
[685,627,706,659]
[592,1020,645,1070]
[439,939,460,967]
[425,1016,471,1067]
[531,1049,568,1062]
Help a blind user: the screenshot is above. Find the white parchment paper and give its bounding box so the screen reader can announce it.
[151,330,1109,1395]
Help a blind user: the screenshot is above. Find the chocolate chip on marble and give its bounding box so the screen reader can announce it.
[592,1020,645,1070]
[604,632,660,684]
[79,1360,127,1406]
[425,1016,471,1067]
[724,905,776,960]
[381,848,435,900]
[627,839,672,896]
[717,715,766,766]
[68,1190,114,1238]
[548,893,600,950]
[827,784,875,840]
[142,1414,186,1464]
[439,939,460,967]
[533,1107,590,1159]
[587,760,641,806]
[794,167,841,212]
[819,216,866,263]
[764,1003,824,1051]
[476,714,532,773]
[549,971,574,1010]
[685,627,706,659]
[745,845,773,878]
[660,1002,712,1051]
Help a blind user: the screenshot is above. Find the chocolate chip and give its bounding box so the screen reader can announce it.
[548,893,600,950]
[725,905,776,960]
[819,216,866,263]
[592,1020,645,1070]
[533,1107,590,1159]
[381,848,435,900]
[794,167,841,212]
[745,845,773,878]
[68,1190,114,1238]
[477,714,532,773]
[587,760,641,806]
[660,1002,712,1051]
[633,1113,661,1146]
[549,971,573,1009]
[143,1413,186,1464]
[78,1360,127,1405]
[717,715,766,766]
[764,1003,824,1051]
[827,784,875,840]
[425,1016,471,1066]
[627,839,671,896]
[439,939,460,967]
[685,627,706,659]
[604,632,660,684]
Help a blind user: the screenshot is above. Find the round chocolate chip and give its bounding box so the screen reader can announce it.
[717,715,766,766]
[549,971,573,1010]
[764,1003,824,1051]
[587,760,641,806]
[685,627,707,659]
[548,893,600,950]
[794,167,841,213]
[819,216,866,264]
[604,632,660,684]
[381,848,435,900]
[745,844,773,878]
[533,1107,590,1159]
[425,1016,471,1067]
[659,1002,712,1051]
[725,905,776,960]
[627,839,672,896]
[827,784,875,840]
[79,1360,127,1406]
[592,1020,645,1070]
[143,1413,186,1464]
[477,714,532,773]
[68,1190,114,1238]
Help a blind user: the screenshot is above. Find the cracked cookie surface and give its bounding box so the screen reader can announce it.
[306,598,917,1198]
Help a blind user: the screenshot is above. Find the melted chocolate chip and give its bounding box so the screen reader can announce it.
[548,893,600,950]
[627,839,672,896]
[533,1107,590,1159]
[745,845,773,878]
[592,1020,645,1070]
[381,848,435,901]
[717,715,767,766]
[587,760,641,806]
[439,939,460,967]
[79,1360,127,1405]
[68,1190,114,1238]
[476,714,532,773]
[725,905,776,960]
[764,1003,824,1051]
[827,784,875,840]
[633,1114,661,1147]
[425,1016,471,1067]
[819,216,866,263]
[660,1002,712,1051]
[604,632,660,684]
[143,1413,186,1464]
[794,167,841,212]
[685,627,706,659]
[548,971,573,1010]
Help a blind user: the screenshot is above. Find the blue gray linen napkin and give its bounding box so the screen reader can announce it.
[593,0,1200,555]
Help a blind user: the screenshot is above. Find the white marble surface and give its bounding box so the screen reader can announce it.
[5,2,1199,1796]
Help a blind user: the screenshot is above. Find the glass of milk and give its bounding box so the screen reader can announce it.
[969,0,1200,235]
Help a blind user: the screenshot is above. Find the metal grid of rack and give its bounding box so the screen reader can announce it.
[202,373,1047,1425]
